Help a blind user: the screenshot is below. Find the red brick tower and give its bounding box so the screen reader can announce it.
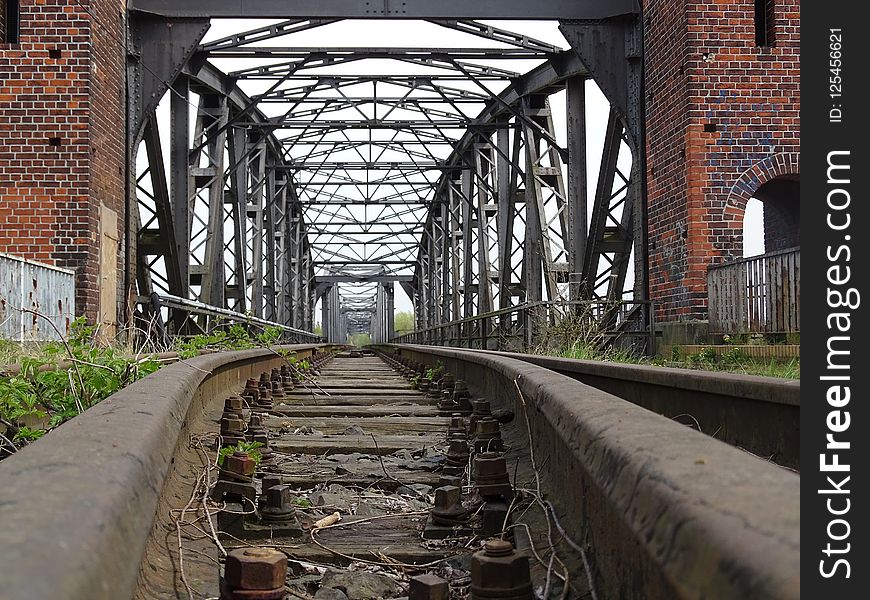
[0,0,126,334]
[644,0,800,335]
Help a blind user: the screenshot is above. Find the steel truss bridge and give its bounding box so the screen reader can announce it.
[128,0,647,347]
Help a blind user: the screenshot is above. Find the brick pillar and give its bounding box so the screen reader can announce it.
[644,0,800,323]
[0,0,127,333]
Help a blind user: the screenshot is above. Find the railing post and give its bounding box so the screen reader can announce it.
[522,306,532,351]
[481,316,488,349]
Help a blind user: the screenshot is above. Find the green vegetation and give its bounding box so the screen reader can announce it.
[531,314,799,380]
[0,317,161,453]
[544,340,799,379]
[1,318,307,457]
[217,440,264,466]
[348,333,371,347]
[394,311,415,335]
[672,345,800,379]
[425,361,444,380]
[175,323,284,358]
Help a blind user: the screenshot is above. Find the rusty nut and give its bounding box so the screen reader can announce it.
[224,547,287,590]
[224,451,256,478]
[470,540,533,599]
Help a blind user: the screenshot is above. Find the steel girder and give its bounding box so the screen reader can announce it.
[132,60,319,333]
[130,0,639,20]
[129,13,646,341]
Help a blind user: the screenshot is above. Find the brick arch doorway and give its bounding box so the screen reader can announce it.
[724,152,800,258]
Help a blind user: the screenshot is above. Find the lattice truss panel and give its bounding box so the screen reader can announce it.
[133,16,639,337]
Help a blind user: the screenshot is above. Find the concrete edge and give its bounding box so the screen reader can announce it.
[0,344,327,600]
[385,344,799,599]
[468,348,800,407]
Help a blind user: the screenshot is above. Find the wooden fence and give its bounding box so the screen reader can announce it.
[707,247,800,335]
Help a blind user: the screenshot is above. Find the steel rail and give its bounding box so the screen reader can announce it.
[0,342,797,599]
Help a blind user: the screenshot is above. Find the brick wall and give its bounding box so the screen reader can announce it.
[644,0,800,322]
[0,0,126,327]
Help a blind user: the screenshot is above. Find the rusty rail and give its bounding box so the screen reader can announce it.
[382,344,799,599]
[0,344,330,600]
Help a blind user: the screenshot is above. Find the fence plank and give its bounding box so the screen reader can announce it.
[707,248,800,335]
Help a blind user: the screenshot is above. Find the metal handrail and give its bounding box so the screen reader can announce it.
[391,300,654,354]
[136,293,323,342]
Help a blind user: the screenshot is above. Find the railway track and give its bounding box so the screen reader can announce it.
[0,344,799,600]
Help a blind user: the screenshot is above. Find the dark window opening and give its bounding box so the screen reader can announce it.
[3,0,21,44]
[754,0,776,47]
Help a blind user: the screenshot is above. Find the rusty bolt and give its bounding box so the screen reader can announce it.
[441,372,456,390]
[261,475,282,493]
[445,439,470,473]
[224,396,244,415]
[447,415,467,440]
[221,416,245,434]
[258,475,282,510]
[258,387,273,407]
[473,417,503,453]
[473,453,512,499]
[223,547,288,592]
[438,389,457,413]
[224,451,256,479]
[409,573,449,600]
[430,485,467,526]
[261,484,297,523]
[470,540,533,600]
[470,399,492,431]
[439,475,462,488]
[452,381,473,413]
[243,378,260,402]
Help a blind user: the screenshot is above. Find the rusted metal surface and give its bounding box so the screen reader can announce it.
[470,540,534,600]
[0,252,75,341]
[409,574,449,600]
[707,247,800,335]
[0,345,327,600]
[221,547,288,600]
[387,344,799,600]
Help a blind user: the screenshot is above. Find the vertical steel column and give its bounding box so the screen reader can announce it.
[523,123,543,304]
[439,195,451,323]
[566,76,588,301]
[197,94,229,307]
[461,164,474,318]
[431,207,444,325]
[449,181,463,321]
[289,208,303,329]
[474,143,496,314]
[321,285,332,341]
[248,137,267,317]
[227,126,250,312]
[170,76,190,299]
[263,164,279,321]
[386,282,395,340]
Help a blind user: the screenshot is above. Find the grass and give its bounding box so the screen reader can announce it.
[529,316,799,380]
[0,339,48,368]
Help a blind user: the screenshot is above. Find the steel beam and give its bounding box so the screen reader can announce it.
[130,0,638,20]
[566,76,588,301]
